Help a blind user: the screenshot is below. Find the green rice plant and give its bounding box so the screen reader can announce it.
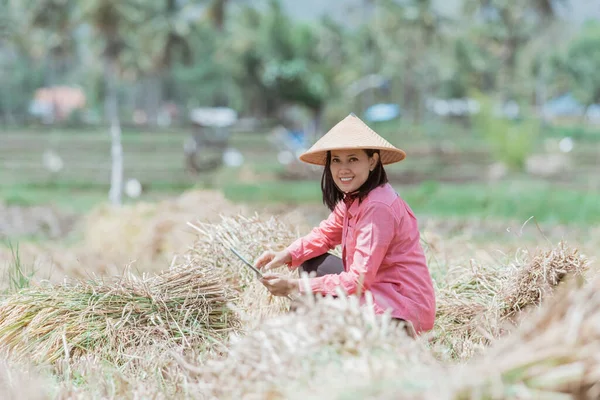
[472,95,540,171]
[2,242,35,293]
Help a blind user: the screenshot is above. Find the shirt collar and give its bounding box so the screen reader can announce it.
[345,194,361,218]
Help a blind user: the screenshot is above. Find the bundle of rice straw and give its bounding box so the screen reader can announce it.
[501,242,589,320]
[182,290,437,399]
[82,190,246,265]
[432,258,506,359]
[188,214,301,324]
[432,242,589,360]
[452,272,600,399]
[256,272,600,400]
[0,258,239,365]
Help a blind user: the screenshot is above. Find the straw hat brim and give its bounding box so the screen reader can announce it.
[298,113,406,166]
[299,146,405,166]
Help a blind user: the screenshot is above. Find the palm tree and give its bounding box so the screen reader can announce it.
[18,0,144,204]
[130,0,234,125]
[134,0,197,125]
[79,0,149,205]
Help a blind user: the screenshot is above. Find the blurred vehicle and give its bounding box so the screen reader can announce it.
[185,107,240,173]
[268,124,320,180]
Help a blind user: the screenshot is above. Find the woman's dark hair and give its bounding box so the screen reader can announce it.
[321,149,388,211]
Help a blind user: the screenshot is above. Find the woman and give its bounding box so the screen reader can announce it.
[254,113,436,335]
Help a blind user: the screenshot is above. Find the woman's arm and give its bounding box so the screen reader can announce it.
[285,202,345,269]
[302,201,397,295]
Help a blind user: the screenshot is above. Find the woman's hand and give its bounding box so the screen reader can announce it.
[254,250,292,272]
[260,274,298,297]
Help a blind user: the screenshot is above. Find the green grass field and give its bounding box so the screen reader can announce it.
[2,122,600,228]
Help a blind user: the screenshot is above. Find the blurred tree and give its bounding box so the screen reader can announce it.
[131,0,240,124]
[133,0,197,125]
[171,22,241,109]
[472,93,540,171]
[27,0,79,85]
[551,21,600,113]
[463,0,569,100]
[371,0,450,121]
[226,1,333,135]
[0,0,55,123]
[442,30,499,99]
[205,0,230,31]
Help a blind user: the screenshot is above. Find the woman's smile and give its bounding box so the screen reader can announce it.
[330,149,378,193]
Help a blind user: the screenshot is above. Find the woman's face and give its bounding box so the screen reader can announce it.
[330,149,379,194]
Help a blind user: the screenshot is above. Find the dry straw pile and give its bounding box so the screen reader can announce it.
[187,291,438,399]
[262,267,600,399]
[0,260,239,364]
[0,213,302,366]
[0,202,75,240]
[187,213,302,324]
[0,190,249,289]
[0,357,50,400]
[82,189,247,265]
[432,241,589,360]
[451,272,600,399]
[0,208,596,399]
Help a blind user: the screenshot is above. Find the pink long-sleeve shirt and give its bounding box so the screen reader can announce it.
[286,183,436,333]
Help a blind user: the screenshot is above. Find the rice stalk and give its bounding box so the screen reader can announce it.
[453,273,600,399]
[0,258,239,365]
[432,242,589,360]
[500,242,589,320]
[187,214,301,326]
[183,290,436,399]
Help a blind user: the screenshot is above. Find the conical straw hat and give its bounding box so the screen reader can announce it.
[299,113,406,166]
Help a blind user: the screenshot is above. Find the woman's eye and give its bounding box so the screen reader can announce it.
[350,158,358,162]
[332,159,340,163]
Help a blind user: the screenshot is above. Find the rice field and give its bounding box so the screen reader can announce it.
[0,189,599,399]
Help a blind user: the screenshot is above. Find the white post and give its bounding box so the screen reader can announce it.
[105,57,123,205]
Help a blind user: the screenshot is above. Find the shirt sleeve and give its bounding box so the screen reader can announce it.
[303,201,397,295]
[286,202,344,269]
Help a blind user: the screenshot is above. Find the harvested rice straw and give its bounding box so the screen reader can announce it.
[187,214,301,324]
[501,241,589,320]
[185,290,435,400]
[249,255,597,400]
[453,273,600,399]
[0,258,239,365]
[431,242,589,360]
[431,259,506,360]
[53,344,198,399]
[188,214,298,281]
[82,190,246,265]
